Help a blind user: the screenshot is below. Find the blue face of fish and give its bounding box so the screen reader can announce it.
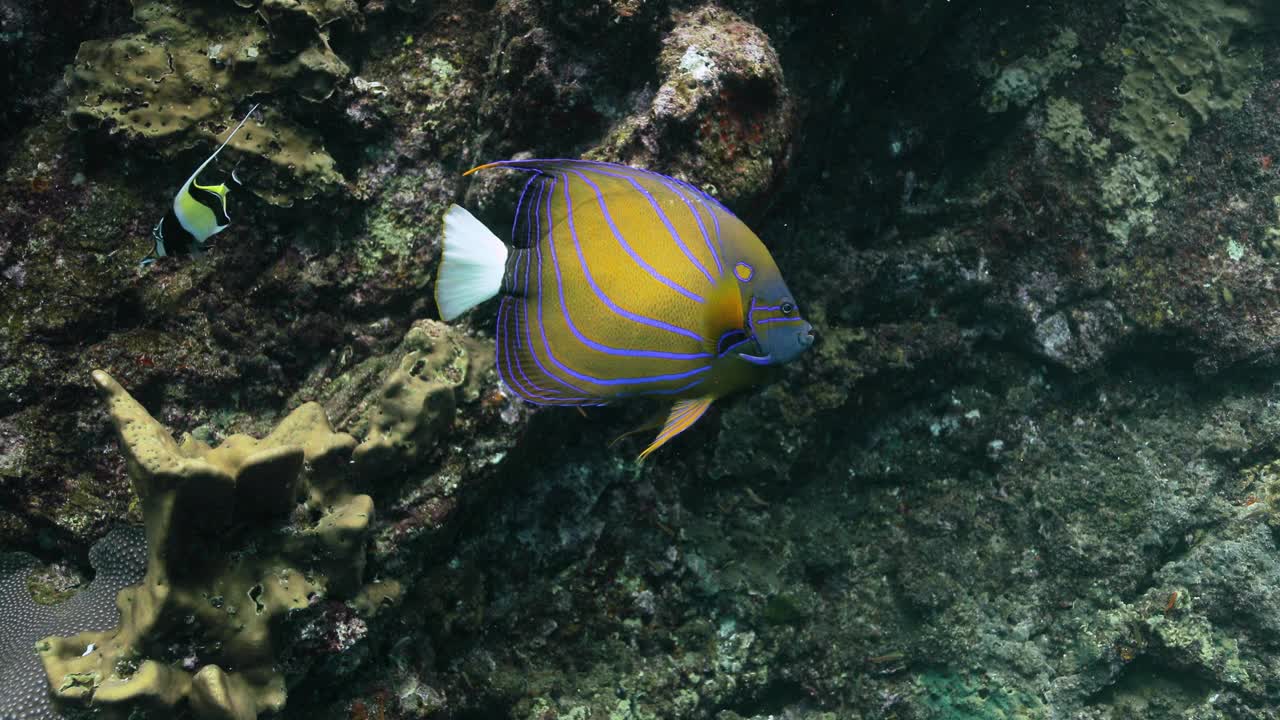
[745,280,814,366]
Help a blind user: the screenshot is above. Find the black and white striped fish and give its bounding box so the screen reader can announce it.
[144,104,258,264]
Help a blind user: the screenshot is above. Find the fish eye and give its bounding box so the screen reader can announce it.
[781,301,795,315]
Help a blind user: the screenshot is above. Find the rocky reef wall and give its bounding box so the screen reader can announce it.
[3,0,1280,718]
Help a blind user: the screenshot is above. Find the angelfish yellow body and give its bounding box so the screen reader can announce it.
[434,159,814,459]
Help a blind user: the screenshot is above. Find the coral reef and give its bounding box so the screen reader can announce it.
[5,316,496,719]
[1043,96,1109,166]
[1111,0,1263,166]
[402,356,1280,720]
[590,3,794,206]
[38,371,372,719]
[290,317,514,570]
[1030,0,1265,248]
[349,319,480,470]
[0,527,146,720]
[66,0,355,205]
[7,0,1280,718]
[983,29,1082,113]
[0,0,126,137]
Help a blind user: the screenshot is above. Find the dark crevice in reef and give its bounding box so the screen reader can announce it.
[723,680,810,717]
[0,495,100,567]
[0,0,135,154]
[1088,656,1212,713]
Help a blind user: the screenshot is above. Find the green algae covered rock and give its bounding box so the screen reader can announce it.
[38,371,374,720]
[65,0,357,206]
[1043,96,1110,167]
[983,29,1082,114]
[1110,0,1263,167]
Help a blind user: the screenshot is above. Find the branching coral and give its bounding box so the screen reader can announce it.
[15,319,489,719]
[37,371,373,720]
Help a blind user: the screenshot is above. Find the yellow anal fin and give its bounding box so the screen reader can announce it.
[637,397,715,463]
[609,410,668,449]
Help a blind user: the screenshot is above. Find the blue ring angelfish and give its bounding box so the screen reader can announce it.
[433,158,814,461]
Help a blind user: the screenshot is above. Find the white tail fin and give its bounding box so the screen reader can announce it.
[435,204,509,321]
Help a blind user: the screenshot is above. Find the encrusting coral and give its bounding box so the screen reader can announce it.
[65,0,356,205]
[983,29,1081,113]
[1110,0,1262,167]
[351,319,476,472]
[37,371,374,720]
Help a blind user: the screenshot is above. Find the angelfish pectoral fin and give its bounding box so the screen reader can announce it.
[702,279,746,356]
[637,397,715,463]
[736,352,773,366]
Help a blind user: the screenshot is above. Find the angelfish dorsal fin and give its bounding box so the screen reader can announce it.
[637,397,715,462]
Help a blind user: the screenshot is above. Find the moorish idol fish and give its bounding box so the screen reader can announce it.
[144,104,259,264]
[434,158,814,460]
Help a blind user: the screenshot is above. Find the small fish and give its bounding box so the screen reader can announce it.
[434,158,814,460]
[144,104,259,264]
